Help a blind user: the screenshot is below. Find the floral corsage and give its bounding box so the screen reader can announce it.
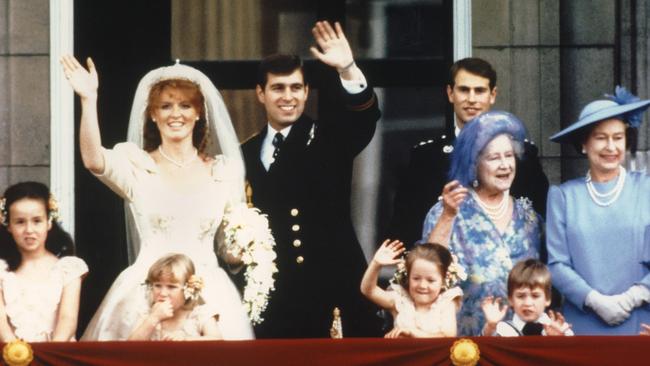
[0,197,6,226]
[390,260,408,287]
[445,254,467,288]
[183,274,204,302]
[222,203,278,325]
[0,194,60,226]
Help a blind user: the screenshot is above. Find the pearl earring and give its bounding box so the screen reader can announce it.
[472,180,479,188]
[581,147,586,154]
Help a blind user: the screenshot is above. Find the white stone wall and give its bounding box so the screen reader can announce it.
[0,0,50,189]
[1,0,647,190]
[473,0,650,183]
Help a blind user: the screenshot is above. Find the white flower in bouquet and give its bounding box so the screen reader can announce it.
[223,202,278,325]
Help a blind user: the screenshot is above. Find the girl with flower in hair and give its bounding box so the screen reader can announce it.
[421,111,542,336]
[361,240,463,338]
[129,253,221,340]
[0,182,88,342]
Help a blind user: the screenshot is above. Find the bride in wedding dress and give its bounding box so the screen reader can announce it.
[61,56,255,340]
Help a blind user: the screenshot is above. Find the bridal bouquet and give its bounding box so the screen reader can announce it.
[222,203,278,325]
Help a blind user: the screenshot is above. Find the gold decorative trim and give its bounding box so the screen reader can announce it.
[3,339,34,366]
[347,94,376,111]
[450,338,480,366]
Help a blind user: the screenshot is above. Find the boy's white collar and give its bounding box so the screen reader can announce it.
[495,312,552,337]
[511,312,552,331]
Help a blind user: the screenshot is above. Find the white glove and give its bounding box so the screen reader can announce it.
[585,290,631,325]
[617,285,650,313]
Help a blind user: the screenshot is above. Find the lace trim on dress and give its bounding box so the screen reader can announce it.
[210,154,239,183]
[2,256,88,341]
[151,305,216,340]
[57,256,89,285]
[388,283,463,334]
[388,283,463,313]
[111,142,158,174]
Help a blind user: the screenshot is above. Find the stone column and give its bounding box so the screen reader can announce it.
[559,0,617,180]
[0,0,51,187]
[472,0,562,184]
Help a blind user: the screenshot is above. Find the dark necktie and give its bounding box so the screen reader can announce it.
[272,132,284,160]
[521,322,544,336]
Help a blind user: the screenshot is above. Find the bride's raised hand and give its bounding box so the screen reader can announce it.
[60,55,98,100]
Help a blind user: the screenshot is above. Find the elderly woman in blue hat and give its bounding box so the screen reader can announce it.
[547,87,650,335]
[421,111,542,336]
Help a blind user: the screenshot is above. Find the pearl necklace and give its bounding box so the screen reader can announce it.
[585,166,626,207]
[471,189,510,221]
[158,145,198,168]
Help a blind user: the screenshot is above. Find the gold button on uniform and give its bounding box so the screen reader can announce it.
[293,239,302,247]
[292,224,300,232]
[290,208,299,216]
[296,256,304,264]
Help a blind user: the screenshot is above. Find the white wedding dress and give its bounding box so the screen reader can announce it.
[81,142,254,340]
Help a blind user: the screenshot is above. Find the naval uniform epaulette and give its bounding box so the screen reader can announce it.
[412,134,453,148]
[412,134,455,155]
[413,138,435,149]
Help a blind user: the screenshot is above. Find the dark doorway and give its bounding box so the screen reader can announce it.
[74,0,172,334]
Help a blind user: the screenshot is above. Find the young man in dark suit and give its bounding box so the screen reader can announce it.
[390,58,549,249]
[241,21,381,338]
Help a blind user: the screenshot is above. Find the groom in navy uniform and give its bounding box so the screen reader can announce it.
[390,58,549,249]
[241,21,381,338]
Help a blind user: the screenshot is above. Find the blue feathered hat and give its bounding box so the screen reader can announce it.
[550,86,650,143]
[448,110,527,187]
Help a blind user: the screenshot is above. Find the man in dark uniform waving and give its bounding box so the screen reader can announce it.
[242,21,381,338]
[390,58,549,249]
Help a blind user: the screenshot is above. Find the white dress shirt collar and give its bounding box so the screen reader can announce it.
[260,124,292,171]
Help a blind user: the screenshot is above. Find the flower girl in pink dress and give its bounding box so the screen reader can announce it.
[129,253,221,341]
[361,241,463,338]
[0,182,88,342]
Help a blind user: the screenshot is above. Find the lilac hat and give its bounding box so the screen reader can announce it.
[550,86,650,143]
[448,110,527,187]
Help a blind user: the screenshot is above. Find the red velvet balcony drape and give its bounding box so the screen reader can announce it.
[10,336,650,366]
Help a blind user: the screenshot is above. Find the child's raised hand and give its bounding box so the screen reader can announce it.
[150,299,174,322]
[384,327,413,338]
[481,296,508,326]
[372,240,405,266]
[640,323,650,335]
[544,310,572,336]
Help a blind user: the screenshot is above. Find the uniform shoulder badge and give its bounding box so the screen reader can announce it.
[415,139,435,148]
[307,124,316,146]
